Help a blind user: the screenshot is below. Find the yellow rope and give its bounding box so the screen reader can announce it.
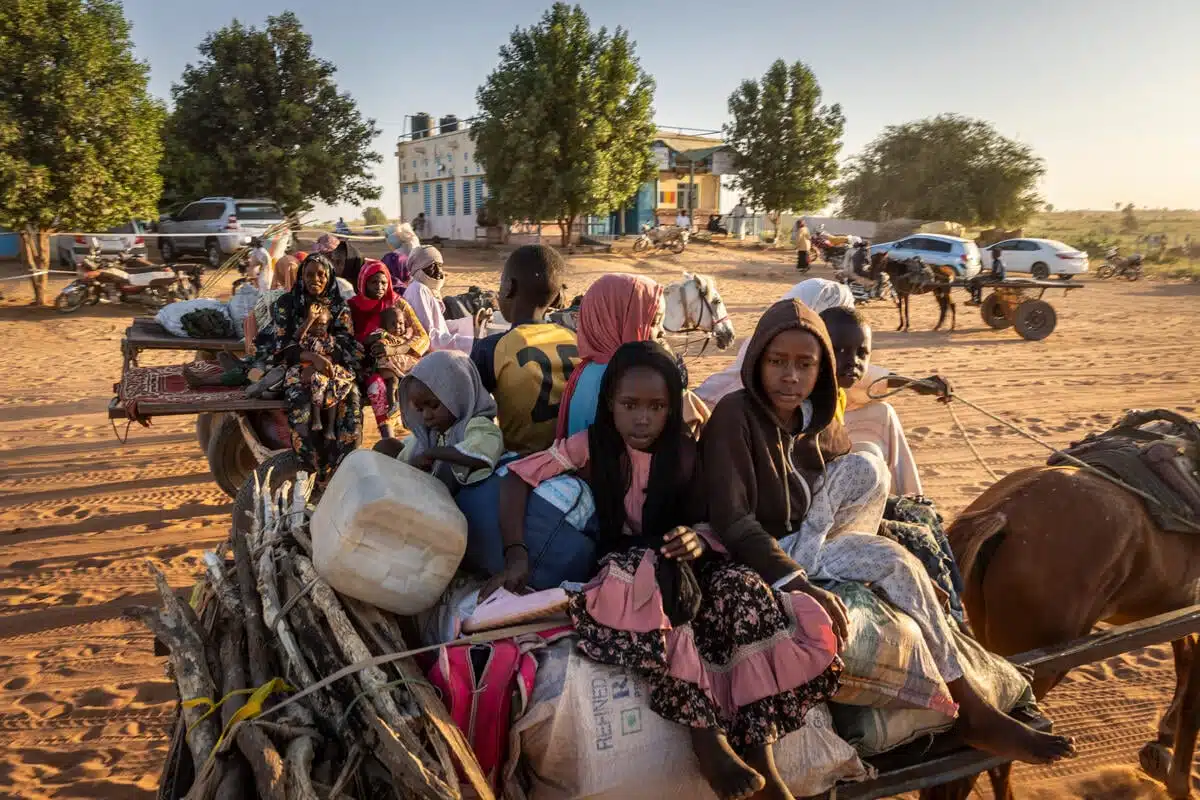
[183,677,294,760]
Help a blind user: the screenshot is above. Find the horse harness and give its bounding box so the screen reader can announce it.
[663,277,730,360]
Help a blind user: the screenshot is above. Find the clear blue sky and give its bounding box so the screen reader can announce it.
[122,0,1199,220]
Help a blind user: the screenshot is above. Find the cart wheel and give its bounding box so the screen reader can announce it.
[1031,262,1050,280]
[980,293,1012,330]
[196,413,214,451]
[1014,299,1057,341]
[231,450,303,538]
[207,413,260,499]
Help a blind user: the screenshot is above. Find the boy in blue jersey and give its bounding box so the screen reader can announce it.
[471,245,578,455]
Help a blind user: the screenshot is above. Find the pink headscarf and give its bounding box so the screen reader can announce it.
[555,273,664,439]
[316,233,341,254]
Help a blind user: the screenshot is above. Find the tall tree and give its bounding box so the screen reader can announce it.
[1120,202,1139,233]
[0,0,164,304]
[724,59,845,239]
[161,12,381,214]
[839,114,1045,226]
[361,206,388,228]
[472,3,655,246]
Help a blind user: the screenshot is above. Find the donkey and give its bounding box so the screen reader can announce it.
[873,252,956,332]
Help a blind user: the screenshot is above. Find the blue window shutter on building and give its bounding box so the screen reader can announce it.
[475,178,484,209]
[463,180,471,215]
[435,183,444,216]
[423,184,432,217]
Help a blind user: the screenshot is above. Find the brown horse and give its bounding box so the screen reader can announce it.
[872,253,957,333]
[946,465,1200,799]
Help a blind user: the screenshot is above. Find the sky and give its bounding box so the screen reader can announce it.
[121,0,1200,221]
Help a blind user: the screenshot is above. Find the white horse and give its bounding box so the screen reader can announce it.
[548,272,736,353]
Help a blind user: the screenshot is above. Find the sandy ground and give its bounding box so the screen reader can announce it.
[1,244,1198,799]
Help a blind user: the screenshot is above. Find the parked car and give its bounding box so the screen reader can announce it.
[55,219,147,267]
[985,238,1089,279]
[870,234,982,278]
[157,197,287,267]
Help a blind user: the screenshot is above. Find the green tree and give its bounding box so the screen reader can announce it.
[725,59,844,239]
[472,3,656,246]
[839,114,1045,227]
[0,0,164,304]
[161,12,381,214]
[361,206,388,228]
[1121,202,1139,233]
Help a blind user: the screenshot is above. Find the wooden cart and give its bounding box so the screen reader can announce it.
[111,321,289,498]
[958,278,1084,342]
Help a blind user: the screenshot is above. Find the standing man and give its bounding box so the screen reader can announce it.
[794,217,812,272]
[730,198,748,240]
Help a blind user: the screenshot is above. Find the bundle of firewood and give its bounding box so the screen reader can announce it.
[128,470,492,800]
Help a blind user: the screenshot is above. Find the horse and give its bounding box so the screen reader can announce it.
[548,272,737,354]
[946,456,1200,798]
[873,253,956,333]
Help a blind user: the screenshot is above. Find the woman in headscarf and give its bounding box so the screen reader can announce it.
[702,299,1075,768]
[349,260,429,438]
[381,222,420,289]
[258,253,363,481]
[316,233,361,299]
[243,252,302,353]
[394,350,503,494]
[402,245,483,353]
[556,273,666,439]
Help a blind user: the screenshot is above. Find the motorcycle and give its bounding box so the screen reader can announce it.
[55,239,200,314]
[632,223,688,255]
[813,232,848,264]
[836,269,896,305]
[1097,248,1144,281]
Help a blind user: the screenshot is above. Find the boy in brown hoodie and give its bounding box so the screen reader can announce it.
[702,298,1075,774]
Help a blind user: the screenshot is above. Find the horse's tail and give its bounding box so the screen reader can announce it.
[946,508,1008,590]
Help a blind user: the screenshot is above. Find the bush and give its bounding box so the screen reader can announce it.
[1070,233,1117,258]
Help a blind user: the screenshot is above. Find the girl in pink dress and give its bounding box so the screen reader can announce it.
[488,340,842,800]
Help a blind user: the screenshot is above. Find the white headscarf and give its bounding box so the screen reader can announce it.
[693,278,855,408]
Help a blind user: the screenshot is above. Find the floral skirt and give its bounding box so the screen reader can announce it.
[880,496,966,627]
[567,548,842,749]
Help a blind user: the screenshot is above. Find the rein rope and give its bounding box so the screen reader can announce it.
[869,375,1200,533]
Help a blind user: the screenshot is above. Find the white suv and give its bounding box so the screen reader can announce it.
[157,197,287,267]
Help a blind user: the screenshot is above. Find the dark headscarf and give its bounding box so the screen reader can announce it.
[589,340,702,624]
[334,240,366,290]
[276,252,349,342]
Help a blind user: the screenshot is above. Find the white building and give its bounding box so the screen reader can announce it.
[395,117,488,241]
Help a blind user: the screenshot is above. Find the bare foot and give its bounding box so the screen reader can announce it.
[958,702,1076,765]
[690,728,765,800]
[744,744,794,800]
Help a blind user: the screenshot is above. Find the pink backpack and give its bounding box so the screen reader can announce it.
[427,639,539,789]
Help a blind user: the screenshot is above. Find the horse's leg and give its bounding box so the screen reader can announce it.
[948,291,957,331]
[1142,636,1196,793]
[903,294,911,332]
[1163,635,1200,798]
[896,291,906,331]
[933,290,947,331]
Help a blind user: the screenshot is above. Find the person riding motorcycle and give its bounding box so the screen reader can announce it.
[849,240,873,283]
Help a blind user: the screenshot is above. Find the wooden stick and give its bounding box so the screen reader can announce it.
[259,548,318,689]
[293,557,456,800]
[231,520,275,688]
[125,563,220,768]
[202,552,242,616]
[217,616,287,800]
[328,744,362,800]
[285,734,320,800]
[344,598,492,800]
